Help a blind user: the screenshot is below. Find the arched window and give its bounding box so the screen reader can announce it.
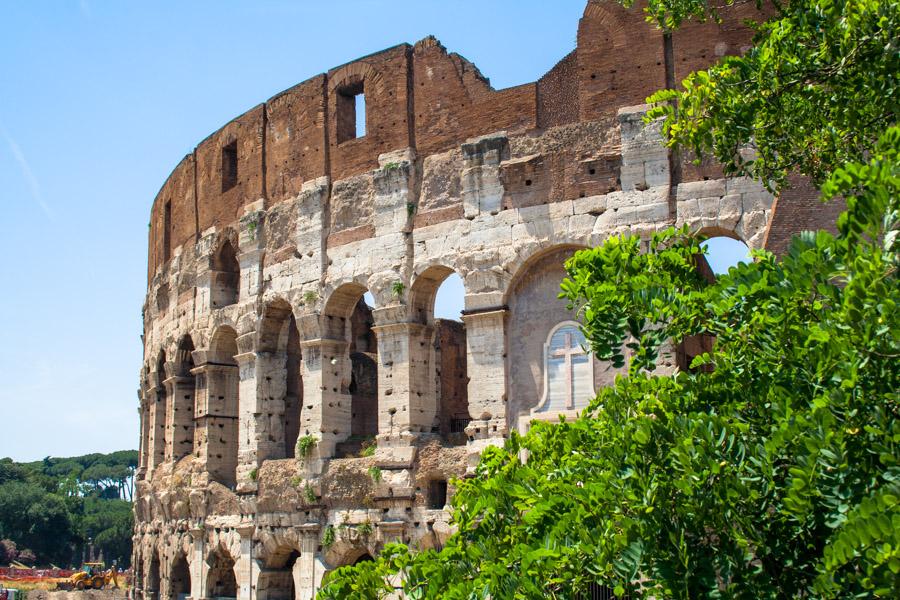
[536,322,594,414]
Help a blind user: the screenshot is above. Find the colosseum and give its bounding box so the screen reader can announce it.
[133,1,839,599]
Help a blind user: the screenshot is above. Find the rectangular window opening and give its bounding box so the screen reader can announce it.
[221,141,238,192]
[428,479,448,509]
[355,92,366,138]
[337,82,366,143]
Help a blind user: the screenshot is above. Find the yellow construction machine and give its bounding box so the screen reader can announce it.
[59,562,120,591]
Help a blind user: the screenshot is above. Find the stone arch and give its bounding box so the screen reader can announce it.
[580,1,630,49]
[323,283,379,457]
[503,243,588,307]
[169,335,197,462]
[211,234,240,309]
[257,299,304,460]
[169,551,191,600]
[409,266,470,444]
[204,325,240,488]
[256,544,301,600]
[504,244,626,430]
[327,61,386,98]
[205,548,237,600]
[146,550,162,600]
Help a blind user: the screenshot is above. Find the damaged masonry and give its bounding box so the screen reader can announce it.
[133,2,840,599]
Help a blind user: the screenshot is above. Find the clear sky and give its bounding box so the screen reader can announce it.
[0,1,748,462]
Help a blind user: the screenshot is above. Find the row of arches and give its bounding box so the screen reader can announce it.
[143,237,748,485]
[142,266,471,484]
[139,541,374,600]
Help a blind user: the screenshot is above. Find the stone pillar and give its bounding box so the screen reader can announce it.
[235,340,260,493]
[251,351,289,463]
[190,527,205,600]
[192,359,240,488]
[292,528,319,600]
[461,134,509,218]
[371,314,437,445]
[138,392,151,479]
[165,376,197,463]
[298,337,352,460]
[147,378,167,476]
[461,306,509,472]
[235,525,255,600]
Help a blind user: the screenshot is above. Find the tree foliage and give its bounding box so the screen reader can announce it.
[318,0,899,595]
[0,451,137,567]
[636,0,899,190]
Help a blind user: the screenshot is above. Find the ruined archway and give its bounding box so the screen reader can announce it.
[410,266,469,445]
[257,548,300,600]
[169,335,197,462]
[258,300,304,460]
[505,245,612,429]
[205,326,240,487]
[149,352,167,472]
[675,233,751,373]
[146,551,161,600]
[206,549,237,600]
[211,238,240,308]
[324,283,378,457]
[169,553,191,600]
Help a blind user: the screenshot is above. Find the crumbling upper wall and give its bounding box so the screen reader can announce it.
[147,0,775,282]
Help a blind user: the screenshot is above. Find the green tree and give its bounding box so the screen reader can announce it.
[638,0,898,189]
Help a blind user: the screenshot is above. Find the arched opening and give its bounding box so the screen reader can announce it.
[257,549,300,600]
[171,336,196,462]
[146,552,161,600]
[676,234,750,372]
[325,284,379,458]
[353,554,373,565]
[410,267,469,445]
[506,246,613,428]
[150,352,167,470]
[206,551,237,600]
[702,234,751,275]
[258,301,303,460]
[211,239,240,308]
[170,553,191,600]
[205,326,239,488]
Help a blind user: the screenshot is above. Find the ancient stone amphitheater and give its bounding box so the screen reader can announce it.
[133,2,838,599]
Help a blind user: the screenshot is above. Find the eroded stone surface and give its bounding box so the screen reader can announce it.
[134,3,832,599]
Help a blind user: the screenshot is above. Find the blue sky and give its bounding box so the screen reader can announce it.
[0,1,747,462]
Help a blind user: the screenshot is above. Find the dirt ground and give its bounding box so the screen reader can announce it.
[27,590,128,600]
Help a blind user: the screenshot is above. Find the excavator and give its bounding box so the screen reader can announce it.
[58,562,120,591]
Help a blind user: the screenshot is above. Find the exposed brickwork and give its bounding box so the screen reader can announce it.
[135,4,840,599]
[765,174,845,257]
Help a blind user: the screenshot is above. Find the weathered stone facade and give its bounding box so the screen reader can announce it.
[134,2,834,599]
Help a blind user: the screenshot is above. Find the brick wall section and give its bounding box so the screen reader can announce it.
[265,76,328,205]
[147,0,812,282]
[577,1,666,122]
[148,154,194,282]
[537,51,580,129]
[195,105,265,233]
[764,174,846,257]
[411,37,494,158]
[673,2,769,183]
